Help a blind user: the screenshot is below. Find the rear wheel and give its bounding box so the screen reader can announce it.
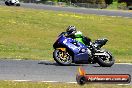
[96,51,115,67]
[53,49,73,65]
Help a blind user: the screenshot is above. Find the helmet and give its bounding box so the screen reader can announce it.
[66,26,77,36]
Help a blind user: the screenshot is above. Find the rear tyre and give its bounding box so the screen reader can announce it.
[53,49,73,66]
[97,51,115,67]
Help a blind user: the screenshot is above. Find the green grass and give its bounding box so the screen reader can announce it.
[0,81,132,88]
[0,6,132,62]
[107,2,118,10]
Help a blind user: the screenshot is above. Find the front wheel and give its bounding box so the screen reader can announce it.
[53,49,73,66]
[96,51,115,67]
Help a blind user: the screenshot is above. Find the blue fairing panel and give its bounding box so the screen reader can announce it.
[62,38,80,54]
[55,35,89,62]
[74,52,89,62]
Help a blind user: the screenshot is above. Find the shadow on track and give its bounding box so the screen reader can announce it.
[38,61,94,66]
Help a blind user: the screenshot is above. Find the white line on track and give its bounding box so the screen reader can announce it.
[115,63,132,65]
[117,84,130,86]
[4,80,131,86]
[5,80,77,84]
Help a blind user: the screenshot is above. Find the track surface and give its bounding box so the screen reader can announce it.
[0,2,132,17]
[0,59,131,84]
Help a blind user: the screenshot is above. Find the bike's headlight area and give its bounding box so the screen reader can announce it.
[55,36,61,44]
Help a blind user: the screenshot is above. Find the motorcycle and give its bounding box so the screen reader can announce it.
[53,32,115,67]
[5,0,20,6]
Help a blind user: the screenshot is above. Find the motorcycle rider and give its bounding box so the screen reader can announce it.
[66,26,91,46]
[66,26,97,63]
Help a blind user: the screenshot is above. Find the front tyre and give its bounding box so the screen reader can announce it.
[97,51,115,67]
[53,49,73,66]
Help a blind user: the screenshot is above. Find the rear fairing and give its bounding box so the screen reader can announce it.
[94,38,108,48]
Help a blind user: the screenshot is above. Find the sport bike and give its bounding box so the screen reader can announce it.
[5,0,20,6]
[53,32,115,67]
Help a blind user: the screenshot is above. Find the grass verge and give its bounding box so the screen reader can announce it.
[0,6,132,63]
[0,81,131,88]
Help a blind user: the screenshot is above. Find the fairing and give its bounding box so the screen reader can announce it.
[53,34,89,63]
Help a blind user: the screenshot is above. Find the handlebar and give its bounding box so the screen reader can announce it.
[58,32,67,37]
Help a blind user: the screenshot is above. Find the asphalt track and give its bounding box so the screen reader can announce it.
[0,59,132,85]
[0,2,132,17]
